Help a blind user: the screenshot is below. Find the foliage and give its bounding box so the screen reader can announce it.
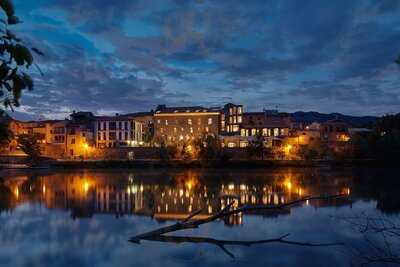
[157,141,177,162]
[0,110,11,148]
[0,0,42,110]
[195,134,231,164]
[246,133,266,159]
[17,133,42,163]
[297,139,330,160]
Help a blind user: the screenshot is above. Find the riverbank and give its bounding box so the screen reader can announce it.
[1,158,398,170]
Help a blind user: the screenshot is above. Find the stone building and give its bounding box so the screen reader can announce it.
[153,105,220,145]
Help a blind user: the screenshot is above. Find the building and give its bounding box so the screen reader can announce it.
[122,112,154,145]
[153,105,220,145]
[220,103,243,134]
[94,115,143,149]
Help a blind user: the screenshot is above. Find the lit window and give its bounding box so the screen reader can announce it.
[237,116,242,123]
[262,128,268,136]
[157,119,161,124]
[208,118,213,125]
[190,127,193,133]
[239,141,248,148]
[274,128,279,136]
[205,127,209,132]
[228,142,236,148]
[174,127,177,133]
[251,129,257,136]
[238,107,242,114]
[188,119,192,125]
[233,125,239,132]
[165,120,168,125]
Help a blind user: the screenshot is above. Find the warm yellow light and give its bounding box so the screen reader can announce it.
[284,144,292,155]
[285,181,292,191]
[83,143,89,151]
[15,188,19,199]
[84,181,89,192]
[42,185,46,194]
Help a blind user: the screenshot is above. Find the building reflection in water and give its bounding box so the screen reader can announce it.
[1,170,354,225]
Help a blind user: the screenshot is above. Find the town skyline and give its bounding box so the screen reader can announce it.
[10,0,400,120]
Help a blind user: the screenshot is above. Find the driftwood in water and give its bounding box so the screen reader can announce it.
[130,194,346,244]
[131,233,344,259]
[130,194,346,258]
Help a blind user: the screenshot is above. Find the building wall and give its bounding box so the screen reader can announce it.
[154,112,220,145]
[94,118,143,148]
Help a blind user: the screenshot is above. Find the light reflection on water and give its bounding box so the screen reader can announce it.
[0,168,399,267]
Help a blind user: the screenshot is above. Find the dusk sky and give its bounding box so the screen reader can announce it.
[11,0,400,120]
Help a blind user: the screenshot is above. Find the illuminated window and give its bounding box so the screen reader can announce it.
[188,119,192,125]
[165,120,168,125]
[205,127,209,132]
[237,116,242,123]
[241,129,247,137]
[208,118,213,125]
[228,142,236,148]
[190,127,193,133]
[174,127,177,133]
[274,128,279,136]
[157,119,161,124]
[233,125,239,132]
[240,141,248,148]
[251,128,257,136]
[262,128,268,136]
[238,107,242,114]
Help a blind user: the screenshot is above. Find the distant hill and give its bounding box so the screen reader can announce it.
[289,111,378,127]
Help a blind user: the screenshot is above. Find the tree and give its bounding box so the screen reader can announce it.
[17,133,42,163]
[0,0,42,110]
[247,133,266,159]
[195,134,230,165]
[0,109,11,149]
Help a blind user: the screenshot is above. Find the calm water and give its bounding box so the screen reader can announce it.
[0,167,399,267]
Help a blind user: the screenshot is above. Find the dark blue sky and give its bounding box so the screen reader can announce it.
[11,0,400,119]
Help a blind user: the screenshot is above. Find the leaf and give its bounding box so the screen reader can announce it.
[14,44,33,66]
[0,62,9,80]
[31,47,44,56]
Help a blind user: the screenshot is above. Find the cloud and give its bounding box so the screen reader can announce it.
[9,0,400,119]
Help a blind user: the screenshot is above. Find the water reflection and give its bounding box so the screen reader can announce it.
[0,169,357,224]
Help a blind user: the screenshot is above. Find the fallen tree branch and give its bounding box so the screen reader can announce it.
[131,233,344,259]
[130,194,346,243]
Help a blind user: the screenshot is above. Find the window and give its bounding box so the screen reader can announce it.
[227,142,236,148]
[98,122,101,130]
[125,132,128,140]
[119,121,123,130]
[98,132,101,141]
[125,121,128,130]
[241,129,248,137]
[208,118,213,125]
[237,116,242,123]
[174,127,177,133]
[118,132,122,140]
[165,120,168,125]
[109,132,116,140]
[240,141,248,148]
[262,128,268,136]
[188,119,192,125]
[109,122,116,130]
[273,128,279,137]
[251,128,257,136]
[238,107,242,114]
[190,127,193,133]
[205,127,209,132]
[157,119,161,124]
[103,132,106,140]
[71,138,75,144]
[233,125,239,132]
